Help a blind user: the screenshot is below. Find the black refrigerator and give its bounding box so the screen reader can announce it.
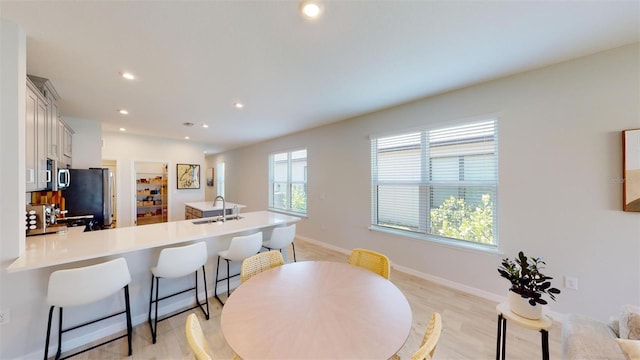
[62,168,113,229]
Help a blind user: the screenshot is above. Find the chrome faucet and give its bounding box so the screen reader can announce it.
[213,195,225,222]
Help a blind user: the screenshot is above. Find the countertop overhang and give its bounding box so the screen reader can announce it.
[7,211,300,273]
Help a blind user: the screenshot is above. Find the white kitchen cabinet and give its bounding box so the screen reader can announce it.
[61,120,73,165]
[28,75,61,162]
[25,79,49,191]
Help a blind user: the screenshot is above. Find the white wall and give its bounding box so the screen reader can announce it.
[210,43,640,320]
[0,19,28,355]
[64,116,102,168]
[102,131,205,226]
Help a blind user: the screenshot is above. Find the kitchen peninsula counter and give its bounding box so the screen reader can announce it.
[7,211,300,273]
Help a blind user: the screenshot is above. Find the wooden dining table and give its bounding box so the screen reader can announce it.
[220,261,413,359]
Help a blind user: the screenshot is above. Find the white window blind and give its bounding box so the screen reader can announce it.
[371,120,498,246]
[269,149,307,215]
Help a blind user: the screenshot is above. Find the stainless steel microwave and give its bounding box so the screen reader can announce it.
[45,159,70,191]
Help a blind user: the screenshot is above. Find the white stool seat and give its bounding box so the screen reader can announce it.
[214,232,263,305]
[152,242,207,278]
[149,241,210,344]
[262,224,297,262]
[47,257,131,307]
[218,232,263,261]
[45,257,133,359]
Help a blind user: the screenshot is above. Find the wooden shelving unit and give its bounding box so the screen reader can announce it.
[136,172,167,225]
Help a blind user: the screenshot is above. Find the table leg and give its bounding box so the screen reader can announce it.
[496,314,507,360]
[501,317,507,360]
[541,329,549,360]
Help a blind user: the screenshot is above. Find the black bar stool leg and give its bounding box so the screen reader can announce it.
[291,242,297,262]
[226,259,231,297]
[214,256,224,305]
[153,277,159,344]
[124,285,132,356]
[44,306,55,360]
[55,307,63,360]
[200,265,210,319]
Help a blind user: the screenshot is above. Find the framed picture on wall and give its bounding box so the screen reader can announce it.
[623,129,640,212]
[177,163,200,189]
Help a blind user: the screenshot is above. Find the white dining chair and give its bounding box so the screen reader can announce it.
[44,257,132,360]
[262,224,297,262]
[148,241,209,344]
[214,232,263,305]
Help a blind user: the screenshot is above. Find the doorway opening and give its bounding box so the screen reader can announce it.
[134,162,168,226]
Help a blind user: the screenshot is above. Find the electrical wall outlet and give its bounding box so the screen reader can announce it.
[564,276,578,290]
[0,309,10,325]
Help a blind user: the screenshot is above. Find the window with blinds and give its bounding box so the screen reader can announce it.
[371,120,497,247]
[269,149,308,216]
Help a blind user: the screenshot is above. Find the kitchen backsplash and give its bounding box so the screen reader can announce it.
[31,190,65,210]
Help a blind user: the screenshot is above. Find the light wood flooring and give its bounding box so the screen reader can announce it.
[66,239,562,359]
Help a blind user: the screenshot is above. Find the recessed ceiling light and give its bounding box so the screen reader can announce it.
[234,102,244,109]
[119,128,126,132]
[119,109,129,115]
[300,0,323,20]
[184,136,190,140]
[120,72,136,80]
[202,124,209,128]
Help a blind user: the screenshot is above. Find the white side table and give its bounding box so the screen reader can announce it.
[496,302,552,360]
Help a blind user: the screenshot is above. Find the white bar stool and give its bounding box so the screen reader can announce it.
[214,232,263,305]
[44,257,132,360]
[148,241,209,344]
[262,224,297,262]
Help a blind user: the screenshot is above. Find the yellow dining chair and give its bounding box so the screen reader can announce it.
[348,248,391,279]
[240,250,285,283]
[186,313,241,360]
[185,313,213,360]
[392,312,443,360]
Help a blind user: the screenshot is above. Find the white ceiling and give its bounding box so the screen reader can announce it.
[1,1,638,154]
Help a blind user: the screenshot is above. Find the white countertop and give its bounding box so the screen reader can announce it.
[184,201,246,212]
[7,211,300,273]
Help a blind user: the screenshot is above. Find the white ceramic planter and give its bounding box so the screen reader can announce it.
[508,290,542,320]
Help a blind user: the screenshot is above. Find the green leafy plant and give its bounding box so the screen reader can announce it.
[429,194,494,244]
[497,251,561,306]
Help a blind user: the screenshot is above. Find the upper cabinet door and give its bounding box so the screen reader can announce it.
[25,85,38,192]
[47,99,59,161]
[35,94,48,190]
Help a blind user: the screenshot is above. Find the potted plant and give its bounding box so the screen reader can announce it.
[497,251,561,319]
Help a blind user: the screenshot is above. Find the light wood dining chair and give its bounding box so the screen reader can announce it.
[348,248,391,279]
[241,250,285,283]
[185,313,213,360]
[186,313,241,360]
[392,312,443,360]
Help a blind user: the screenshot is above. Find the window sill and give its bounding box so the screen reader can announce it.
[368,225,501,256]
[268,208,308,219]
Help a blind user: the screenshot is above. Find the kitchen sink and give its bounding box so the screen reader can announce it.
[192,216,243,225]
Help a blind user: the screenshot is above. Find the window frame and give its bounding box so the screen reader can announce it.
[370,119,498,250]
[268,148,308,216]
